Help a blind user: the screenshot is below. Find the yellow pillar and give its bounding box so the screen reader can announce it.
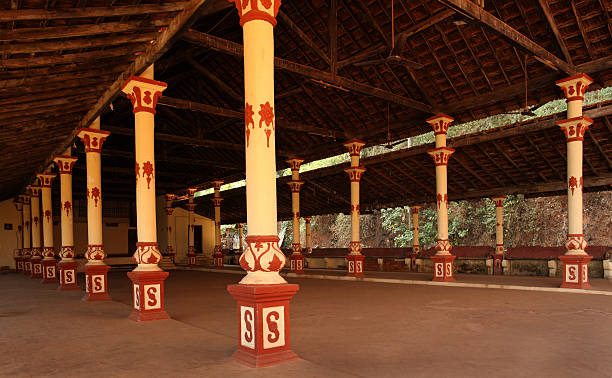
[304,217,312,254]
[236,223,244,252]
[227,0,299,367]
[287,158,305,273]
[212,180,224,268]
[556,73,594,289]
[77,116,111,300]
[27,185,43,278]
[427,115,456,282]
[53,152,80,289]
[343,139,366,277]
[165,193,177,264]
[13,199,23,272]
[37,171,58,284]
[407,205,421,272]
[186,187,197,266]
[20,193,32,275]
[491,196,506,275]
[122,63,170,321]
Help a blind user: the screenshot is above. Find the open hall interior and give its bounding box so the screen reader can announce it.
[1,0,611,376]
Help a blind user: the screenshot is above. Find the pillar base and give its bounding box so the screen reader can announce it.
[492,254,504,275]
[30,258,43,278]
[559,254,592,289]
[83,264,111,302]
[188,254,197,267]
[58,261,80,291]
[168,253,175,264]
[23,258,32,275]
[431,254,456,282]
[289,254,304,274]
[127,270,170,322]
[15,258,23,273]
[214,253,224,269]
[408,253,418,272]
[227,283,300,368]
[41,259,59,284]
[345,254,365,278]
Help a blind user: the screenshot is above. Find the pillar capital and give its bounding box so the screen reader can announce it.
[212,180,224,191]
[344,166,366,182]
[165,193,177,202]
[343,139,366,157]
[426,114,454,135]
[287,179,305,193]
[557,116,593,142]
[187,187,198,197]
[409,205,422,213]
[304,216,312,223]
[165,207,175,216]
[491,196,507,207]
[427,147,455,166]
[186,203,197,212]
[286,157,305,172]
[77,128,110,153]
[53,155,79,175]
[26,185,41,197]
[121,76,167,115]
[19,193,30,204]
[212,197,224,207]
[236,222,244,228]
[36,173,56,188]
[229,0,281,27]
[555,73,593,102]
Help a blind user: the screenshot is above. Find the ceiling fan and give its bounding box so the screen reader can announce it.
[501,55,547,118]
[383,104,408,150]
[354,0,423,70]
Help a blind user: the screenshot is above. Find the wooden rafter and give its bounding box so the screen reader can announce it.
[537,0,573,65]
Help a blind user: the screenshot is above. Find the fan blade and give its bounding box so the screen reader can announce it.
[353,58,388,67]
[530,102,548,113]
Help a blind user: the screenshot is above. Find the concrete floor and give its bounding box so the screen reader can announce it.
[1,270,611,377]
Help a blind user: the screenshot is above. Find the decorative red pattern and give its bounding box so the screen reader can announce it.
[63,201,72,217]
[239,235,286,272]
[77,128,110,153]
[245,102,254,147]
[258,101,275,148]
[343,139,366,157]
[135,161,140,184]
[142,161,154,189]
[44,209,51,223]
[91,187,100,207]
[568,176,582,195]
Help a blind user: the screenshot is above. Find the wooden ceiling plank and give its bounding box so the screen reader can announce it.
[570,0,595,60]
[0,45,138,68]
[537,0,573,65]
[277,11,330,66]
[186,55,243,103]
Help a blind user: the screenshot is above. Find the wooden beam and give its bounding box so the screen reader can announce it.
[185,56,243,102]
[0,2,188,21]
[440,0,575,74]
[336,46,387,69]
[277,11,330,65]
[158,95,243,119]
[537,0,573,65]
[395,9,455,42]
[102,149,241,170]
[0,65,126,90]
[182,29,433,113]
[328,0,338,76]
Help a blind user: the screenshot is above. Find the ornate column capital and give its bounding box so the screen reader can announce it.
[165,207,175,216]
[427,147,455,166]
[286,157,305,172]
[36,173,56,188]
[212,180,224,191]
[14,198,23,210]
[77,128,110,153]
[26,185,41,197]
[229,0,282,27]
[344,166,366,182]
[491,196,507,207]
[304,216,312,223]
[236,222,244,228]
[342,139,366,157]
[53,155,79,175]
[212,197,224,207]
[187,187,198,197]
[555,73,593,102]
[121,76,167,115]
[409,205,422,213]
[186,203,197,212]
[165,193,177,202]
[426,114,454,136]
[287,180,305,193]
[19,193,31,205]
[557,116,593,142]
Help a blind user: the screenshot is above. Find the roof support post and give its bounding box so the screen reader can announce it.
[343,139,367,278]
[287,158,305,274]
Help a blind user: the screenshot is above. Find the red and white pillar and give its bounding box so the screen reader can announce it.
[343,139,367,278]
[491,196,506,275]
[27,185,43,278]
[165,193,176,264]
[122,64,170,321]
[408,205,421,272]
[53,153,80,290]
[286,158,305,274]
[427,115,456,282]
[555,74,594,289]
[20,193,32,276]
[212,180,225,269]
[227,0,299,367]
[37,171,58,284]
[186,187,197,267]
[304,217,312,254]
[77,117,111,301]
[13,199,23,272]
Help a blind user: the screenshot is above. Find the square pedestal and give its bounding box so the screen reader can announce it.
[559,254,592,289]
[168,253,175,264]
[492,254,504,275]
[127,270,170,322]
[346,254,365,278]
[289,254,304,274]
[83,264,111,301]
[188,254,197,267]
[15,258,23,272]
[31,259,43,278]
[227,284,300,368]
[408,253,418,272]
[41,259,59,284]
[23,258,32,275]
[214,253,224,269]
[58,261,80,291]
[431,254,456,282]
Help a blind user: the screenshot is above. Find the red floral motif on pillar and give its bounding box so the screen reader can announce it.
[33,216,39,227]
[135,161,140,184]
[63,201,71,217]
[259,101,274,148]
[239,236,286,272]
[24,220,30,230]
[91,187,100,207]
[142,161,154,189]
[245,102,254,147]
[568,176,582,195]
[44,210,51,223]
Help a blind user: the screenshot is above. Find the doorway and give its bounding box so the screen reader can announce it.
[194,225,202,254]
